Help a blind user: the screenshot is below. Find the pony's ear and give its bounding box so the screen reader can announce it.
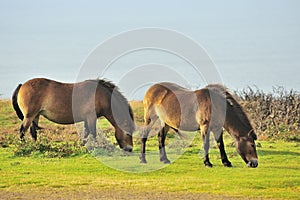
[248,130,257,140]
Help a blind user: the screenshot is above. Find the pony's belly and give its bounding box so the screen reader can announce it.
[177,122,200,132]
[44,116,75,125]
[164,117,199,132]
[160,104,200,131]
[41,110,76,124]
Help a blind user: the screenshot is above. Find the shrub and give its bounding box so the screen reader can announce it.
[12,134,86,158]
[236,86,300,141]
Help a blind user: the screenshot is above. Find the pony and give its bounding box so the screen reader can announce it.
[140,82,258,167]
[12,78,134,152]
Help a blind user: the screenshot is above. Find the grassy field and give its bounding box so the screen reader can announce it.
[0,99,300,199]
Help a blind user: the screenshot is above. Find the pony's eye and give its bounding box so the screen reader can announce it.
[125,131,132,136]
[250,143,255,148]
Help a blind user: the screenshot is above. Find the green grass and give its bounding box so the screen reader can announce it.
[0,100,299,199]
[0,141,299,199]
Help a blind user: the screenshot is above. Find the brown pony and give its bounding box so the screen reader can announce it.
[12,78,134,152]
[140,82,258,168]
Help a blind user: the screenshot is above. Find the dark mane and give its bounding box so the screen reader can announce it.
[87,79,134,120]
[206,84,253,130]
[87,78,116,90]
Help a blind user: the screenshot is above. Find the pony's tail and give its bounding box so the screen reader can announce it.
[12,84,24,120]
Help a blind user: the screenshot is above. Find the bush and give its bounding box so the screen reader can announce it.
[85,133,130,157]
[236,86,300,141]
[12,134,86,158]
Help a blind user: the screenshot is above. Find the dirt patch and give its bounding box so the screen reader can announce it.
[0,189,256,200]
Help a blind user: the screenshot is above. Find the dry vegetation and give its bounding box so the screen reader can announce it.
[236,86,300,141]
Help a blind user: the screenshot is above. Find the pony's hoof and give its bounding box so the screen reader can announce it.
[204,161,213,168]
[140,155,147,164]
[160,157,171,164]
[161,159,171,164]
[140,159,147,164]
[223,162,232,167]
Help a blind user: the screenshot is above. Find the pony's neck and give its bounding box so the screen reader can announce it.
[224,113,252,140]
[225,125,244,141]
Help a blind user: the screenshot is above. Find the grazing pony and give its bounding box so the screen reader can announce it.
[140,82,258,167]
[12,78,134,151]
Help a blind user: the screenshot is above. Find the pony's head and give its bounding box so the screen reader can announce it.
[236,130,258,168]
[94,79,135,152]
[114,106,135,152]
[115,126,133,152]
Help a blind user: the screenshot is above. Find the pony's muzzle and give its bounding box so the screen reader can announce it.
[123,145,133,152]
[247,159,258,168]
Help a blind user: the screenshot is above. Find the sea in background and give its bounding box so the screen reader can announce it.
[0,1,299,100]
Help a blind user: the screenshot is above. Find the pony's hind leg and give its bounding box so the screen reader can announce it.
[33,115,43,130]
[140,126,149,163]
[158,125,170,164]
[140,109,158,164]
[201,126,213,168]
[29,115,40,141]
[171,127,185,139]
[19,117,35,140]
[140,118,152,164]
[20,125,26,140]
[213,129,232,167]
[30,123,37,141]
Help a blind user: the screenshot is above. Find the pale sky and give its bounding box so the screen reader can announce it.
[0,0,299,98]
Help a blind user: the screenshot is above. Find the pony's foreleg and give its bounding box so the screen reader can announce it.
[158,125,170,164]
[82,121,90,145]
[81,116,97,146]
[86,116,97,144]
[202,129,213,167]
[213,129,232,167]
